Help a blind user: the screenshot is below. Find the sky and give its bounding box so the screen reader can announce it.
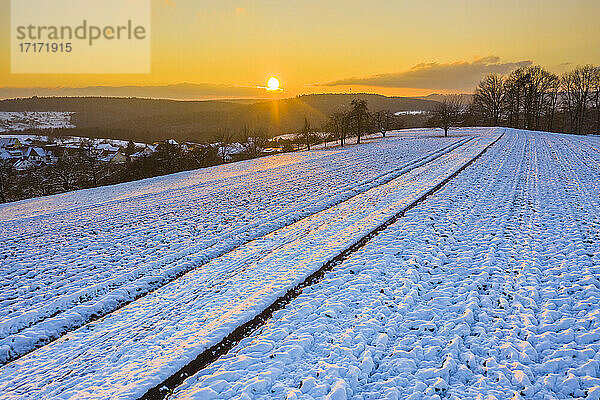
[1,0,599,98]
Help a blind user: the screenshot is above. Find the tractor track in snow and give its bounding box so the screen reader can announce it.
[0,137,475,366]
[139,133,504,400]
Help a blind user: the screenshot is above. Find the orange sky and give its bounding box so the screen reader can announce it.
[1,0,599,98]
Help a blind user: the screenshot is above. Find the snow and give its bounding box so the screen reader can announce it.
[0,131,476,363]
[0,128,498,399]
[1,127,598,399]
[0,112,74,132]
[170,129,600,400]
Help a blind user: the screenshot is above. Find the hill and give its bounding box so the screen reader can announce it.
[0,94,439,143]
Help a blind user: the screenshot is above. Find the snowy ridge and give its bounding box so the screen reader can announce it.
[170,130,600,400]
[0,130,501,399]
[0,136,472,363]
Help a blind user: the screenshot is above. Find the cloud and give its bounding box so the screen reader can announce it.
[321,56,532,91]
[235,7,246,16]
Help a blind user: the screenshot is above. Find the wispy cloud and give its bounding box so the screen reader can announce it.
[321,56,533,90]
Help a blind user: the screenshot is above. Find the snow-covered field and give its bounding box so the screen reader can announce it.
[171,131,600,400]
[1,128,599,399]
[0,112,74,132]
[0,132,474,363]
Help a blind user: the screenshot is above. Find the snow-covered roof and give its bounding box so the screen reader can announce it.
[2,149,24,158]
[13,159,34,170]
[97,143,120,152]
[25,147,48,158]
[0,149,11,160]
[99,151,127,163]
[0,137,21,148]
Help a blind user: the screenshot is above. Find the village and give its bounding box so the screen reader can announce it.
[0,135,154,171]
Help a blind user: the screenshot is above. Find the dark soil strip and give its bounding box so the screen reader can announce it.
[140,132,504,400]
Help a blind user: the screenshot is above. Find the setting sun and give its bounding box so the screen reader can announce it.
[266,77,281,91]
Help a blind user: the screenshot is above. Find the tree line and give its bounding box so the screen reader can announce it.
[470,64,600,134]
[291,99,405,150]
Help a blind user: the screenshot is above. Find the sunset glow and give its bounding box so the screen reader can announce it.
[0,0,598,98]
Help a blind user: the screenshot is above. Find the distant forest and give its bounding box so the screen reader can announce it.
[0,94,438,143]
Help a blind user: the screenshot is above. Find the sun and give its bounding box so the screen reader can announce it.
[266,76,281,91]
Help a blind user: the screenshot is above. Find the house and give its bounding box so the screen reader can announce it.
[183,142,199,152]
[97,143,121,153]
[49,145,84,161]
[0,148,24,161]
[13,159,34,171]
[24,147,50,164]
[99,150,127,164]
[145,144,157,154]
[109,152,127,164]
[131,144,157,159]
[0,137,22,149]
[0,149,13,161]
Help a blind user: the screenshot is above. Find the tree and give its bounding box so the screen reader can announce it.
[458,64,600,135]
[349,99,370,144]
[0,160,14,203]
[519,66,556,130]
[80,139,104,187]
[239,126,268,158]
[374,110,391,137]
[562,65,595,134]
[51,154,80,192]
[504,67,528,128]
[592,67,600,135]
[155,140,183,174]
[431,96,463,136]
[327,111,351,147]
[187,144,220,168]
[213,128,235,162]
[124,140,138,156]
[473,74,505,126]
[544,73,561,132]
[297,117,317,151]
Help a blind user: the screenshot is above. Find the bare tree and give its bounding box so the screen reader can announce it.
[239,126,268,158]
[349,99,370,144]
[213,128,235,162]
[297,117,316,151]
[562,65,595,134]
[431,96,463,136]
[0,160,13,203]
[327,111,351,147]
[504,67,528,128]
[374,110,392,137]
[80,139,103,187]
[544,73,561,132]
[124,140,138,157]
[473,74,506,126]
[470,64,599,134]
[520,66,557,130]
[592,67,600,135]
[51,154,80,192]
